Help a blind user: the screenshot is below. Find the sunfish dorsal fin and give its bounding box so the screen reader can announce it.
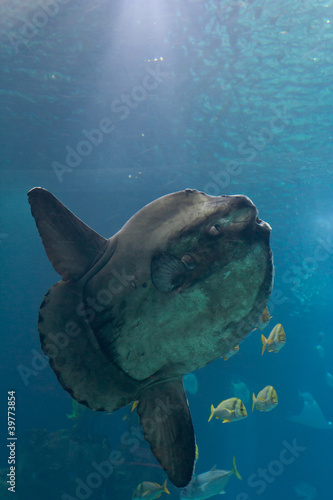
[28,187,108,281]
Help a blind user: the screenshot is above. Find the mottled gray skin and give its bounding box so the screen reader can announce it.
[28,187,273,488]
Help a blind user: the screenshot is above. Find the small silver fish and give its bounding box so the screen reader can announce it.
[231,380,250,404]
[316,344,325,359]
[180,456,241,500]
[294,481,317,499]
[326,372,333,388]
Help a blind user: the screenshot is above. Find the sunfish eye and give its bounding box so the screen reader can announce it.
[207,224,221,236]
[207,219,229,236]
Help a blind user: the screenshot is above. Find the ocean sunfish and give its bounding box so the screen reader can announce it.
[28,187,273,487]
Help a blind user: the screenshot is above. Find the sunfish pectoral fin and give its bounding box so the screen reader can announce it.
[137,378,195,488]
[28,187,108,281]
[151,253,189,293]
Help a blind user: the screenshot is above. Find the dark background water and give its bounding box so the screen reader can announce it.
[1,0,333,499]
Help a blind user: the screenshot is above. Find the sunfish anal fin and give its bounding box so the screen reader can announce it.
[137,378,195,488]
[28,187,108,281]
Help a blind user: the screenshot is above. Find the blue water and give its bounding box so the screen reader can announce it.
[1,0,333,498]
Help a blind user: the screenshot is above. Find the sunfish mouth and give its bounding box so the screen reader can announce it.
[208,196,271,236]
[255,215,272,232]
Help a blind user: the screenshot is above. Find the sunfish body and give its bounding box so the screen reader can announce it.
[28,188,273,487]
